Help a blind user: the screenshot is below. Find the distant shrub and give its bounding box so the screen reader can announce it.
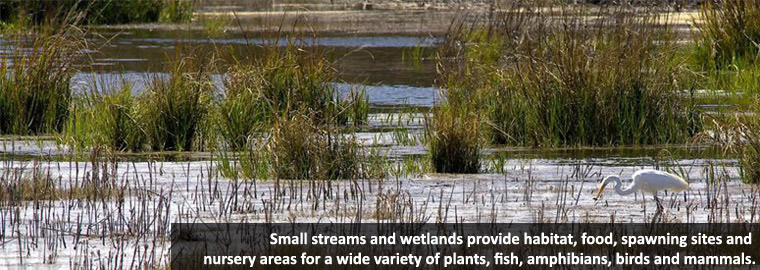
[0,0,193,26]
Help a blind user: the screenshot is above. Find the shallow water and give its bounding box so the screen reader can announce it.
[0,156,753,268]
[83,30,439,87]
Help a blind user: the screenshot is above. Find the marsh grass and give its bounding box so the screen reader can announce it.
[0,0,194,26]
[198,13,231,37]
[0,162,121,204]
[342,87,370,127]
[699,57,760,98]
[270,114,366,180]
[217,47,337,150]
[439,5,699,147]
[425,102,481,174]
[692,0,760,69]
[0,27,83,135]
[739,99,760,183]
[219,112,376,181]
[140,56,214,151]
[217,44,367,150]
[159,0,193,23]
[64,80,146,152]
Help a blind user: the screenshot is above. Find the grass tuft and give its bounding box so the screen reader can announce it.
[140,57,214,151]
[425,103,481,174]
[740,99,760,183]
[693,0,760,69]
[63,80,146,152]
[270,114,367,180]
[439,5,699,147]
[0,27,81,135]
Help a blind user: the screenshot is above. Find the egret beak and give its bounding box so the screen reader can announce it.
[593,186,606,201]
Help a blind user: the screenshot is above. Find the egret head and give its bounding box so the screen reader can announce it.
[594,175,620,201]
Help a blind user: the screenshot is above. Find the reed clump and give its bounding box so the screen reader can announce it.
[0,27,82,135]
[425,102,481,174]
[217,45,367,150]
[64,81,146,152]
[440,5,699,147]
[739,99,760,184]
[267,114,369,180]
[692,0,760,69]
[0,165,121,204]
[0,168,57,203]
[140,58,214,151]
[343,87,370,127]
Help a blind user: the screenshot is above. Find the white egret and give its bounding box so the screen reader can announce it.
[593,169,689,209]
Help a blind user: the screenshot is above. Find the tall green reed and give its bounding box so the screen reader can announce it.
[0,26,83,135]
[692,0,760,69]
[63,79,145,152]
[140,57,214,151]
[425,101,481,174]
[439,4,699,147]
[739,99,760,183]
[217,44,367,150]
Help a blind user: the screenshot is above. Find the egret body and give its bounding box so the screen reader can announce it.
[593,169,689,206]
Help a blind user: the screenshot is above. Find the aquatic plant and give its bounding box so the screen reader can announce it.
[692,0,760,68]
[425,102,481,174]
[342,87,370,127]
[139,57,214,151]
[0,160,121,204]
[269,114,367,180]
[440,5,699,147]
[0,27,82,135]
[199,13,231,37]
[159,0,193,23]
[63,80,146,152]
[740,99,760,184]
[699,58,760,97]
[218,45,367,150]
